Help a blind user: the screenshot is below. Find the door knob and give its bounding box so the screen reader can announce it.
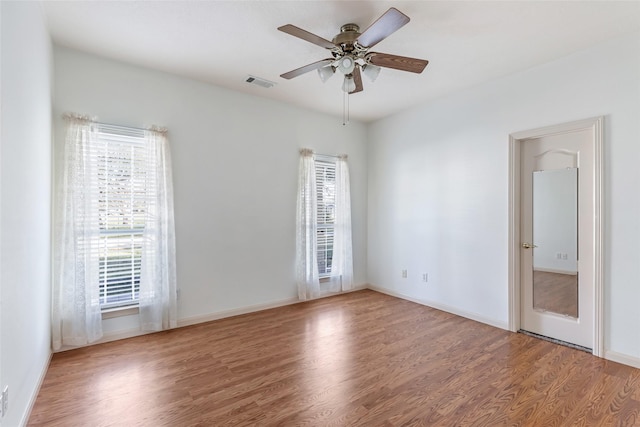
[521,242,538,249]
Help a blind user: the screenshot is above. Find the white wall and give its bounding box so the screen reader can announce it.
[0,2,53,425]
[52,46,368,339]
[367,33,640,359]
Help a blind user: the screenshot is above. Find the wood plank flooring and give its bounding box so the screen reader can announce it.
[28,290,640,426]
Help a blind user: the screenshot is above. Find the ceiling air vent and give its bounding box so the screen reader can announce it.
[245,75,276,89]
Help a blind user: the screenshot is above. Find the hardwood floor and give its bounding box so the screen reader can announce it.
[29,290,640,426]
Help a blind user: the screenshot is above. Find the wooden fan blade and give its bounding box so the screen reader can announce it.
[278,24,335,49]
[351,66,363,94]
[357,8,410,48]
[369,52,429,74]
[280,58,335,80]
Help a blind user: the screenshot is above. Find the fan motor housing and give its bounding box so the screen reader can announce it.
[332,23,360,51]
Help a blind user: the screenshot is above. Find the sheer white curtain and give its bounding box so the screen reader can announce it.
[139,127,178,331]
[52,114,103,350]
[296,148,320,300]
[53,118,177,350]
[332,154,354,291]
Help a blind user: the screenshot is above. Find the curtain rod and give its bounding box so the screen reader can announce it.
[300,148,348,160]
[63,113,166,134]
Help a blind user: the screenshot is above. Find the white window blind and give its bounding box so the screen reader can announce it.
[315,159,336,277]
[94,124,153,309]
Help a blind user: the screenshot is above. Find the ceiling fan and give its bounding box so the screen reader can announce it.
[278,8,429,94]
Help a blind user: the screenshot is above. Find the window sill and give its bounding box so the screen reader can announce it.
[102,305,139,319]
[319,275,343,283]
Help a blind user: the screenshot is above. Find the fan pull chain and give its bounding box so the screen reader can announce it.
[343,91,350,126]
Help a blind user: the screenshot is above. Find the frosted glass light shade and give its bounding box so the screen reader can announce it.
[363,64,381,82]
[317,66,334,83]
[342,75,356,93]
[337,56,356,75]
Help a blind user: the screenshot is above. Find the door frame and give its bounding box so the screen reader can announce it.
[508,116,603,357]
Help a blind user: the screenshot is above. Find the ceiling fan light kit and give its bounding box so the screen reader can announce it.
[278,7,428,123]
[278,8,428,91]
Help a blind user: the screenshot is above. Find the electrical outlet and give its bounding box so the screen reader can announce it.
[556,252,562,259]
[401,269,407,278]
[562,253,568,260]
[2,386,8,416]
[422,273,428,282]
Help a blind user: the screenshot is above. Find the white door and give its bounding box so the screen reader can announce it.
[520,129,594,349]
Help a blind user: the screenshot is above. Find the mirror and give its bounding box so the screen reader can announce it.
[532,168,578,318]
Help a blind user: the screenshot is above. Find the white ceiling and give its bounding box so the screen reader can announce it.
[41,1,640,122]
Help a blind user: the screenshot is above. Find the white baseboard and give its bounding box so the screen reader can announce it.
[20,350,52,427]
[178,285,367,327]
[604,350,640,369]
[54,328,151,352]
[367,285,509,330]
[177,297,300,328]
[86,297,303,346]
[56,285,369,351]
[48,286,640,372]
[367,286,640,370]
[97,328,151,345]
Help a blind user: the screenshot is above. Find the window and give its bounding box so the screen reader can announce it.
[295,148,352,301]
[315,159,336,277]
[53,115,176,349]
[95,124,150,309]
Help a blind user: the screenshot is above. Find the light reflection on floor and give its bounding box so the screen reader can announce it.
[300,307,354,409]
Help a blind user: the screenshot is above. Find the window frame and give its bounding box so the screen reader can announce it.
[314,155,337,279]
[94,124,150,311]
